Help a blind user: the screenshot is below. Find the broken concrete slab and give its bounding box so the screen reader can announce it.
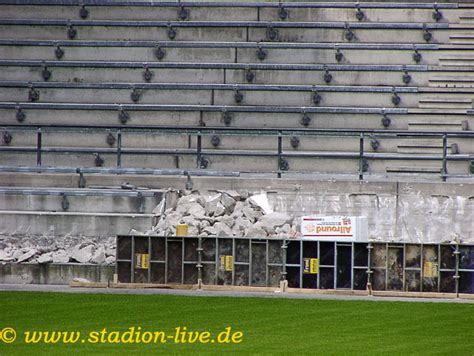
[245,225,268,238]
[17,249,37,263]
[249,193,273,214]
[213,222,234,237]
[70,245,94,264]
[259,212,293,231]
[220,193,237,213]
[91,247,106,265]
[52,250,70,264]
[37,253,53,264]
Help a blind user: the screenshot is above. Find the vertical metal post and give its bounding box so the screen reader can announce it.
[281,239,288,283]
[197,236,203,289]
[441,133,448,182]
[454,243,460,298]
[196,130,202,169]
[385,243,389,291]
[232,238,236,286]
[366,243,373,294]
[164,237,168,284]
[36,127,42,166]
[249,240,252,287]
[181,238,185,284]
[351,242,354,290]
[117,129,122,168]
[317,241,320,289]
[131,235,135,283]
[402,243,406,291]
[333,242,337,289]
[420,244,424,292]
[277,131,282,179]
[265,239,269,287]
[358,132,364,180]
[299,240,303,288]
[147,236,151,283]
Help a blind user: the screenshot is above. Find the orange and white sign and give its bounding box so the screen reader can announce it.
[301,216,368,241]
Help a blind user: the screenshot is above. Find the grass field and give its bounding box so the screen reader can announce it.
[0,292,473,355]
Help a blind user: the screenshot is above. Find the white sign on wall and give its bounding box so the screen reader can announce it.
[301,216,368,242]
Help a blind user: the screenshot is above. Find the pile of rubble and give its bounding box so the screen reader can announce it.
[151,190,301,239]
[0,190,300,265]
[0,235,115,265]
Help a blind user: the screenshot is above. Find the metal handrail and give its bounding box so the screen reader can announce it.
[0,19,451,29]
[0,39,441,50]
[0,102,409,114]
[1,124,473,181]
[0,80,420,92]
[0,59,431,72]
[0,1,459,9]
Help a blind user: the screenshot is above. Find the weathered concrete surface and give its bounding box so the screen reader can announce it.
[266,181,474,243]
[0,211,153,237]
[0,263,114,285]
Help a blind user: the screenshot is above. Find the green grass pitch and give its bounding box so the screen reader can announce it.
[0,291,473,355]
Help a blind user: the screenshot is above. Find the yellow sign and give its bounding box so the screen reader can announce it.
[423,261,438,278]
[303,258,319,274]
[135,253,150,269]
[219,255,233,272]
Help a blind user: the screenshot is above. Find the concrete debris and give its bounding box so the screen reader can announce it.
[52,250,70,264]
[91,247,106,265]
[245,225,268,238]
[220,193,237,212]
[0,235,117,265]
[152,198,165,216]
[248,193,273,214]
[259,212,293,231]
[242,206,262,223]
[37,253,53,264]
[213,222,233,237]
[204,194,223,217]
[17,249,37,263]
[151,190,297,239]
[72,277,91,283]
[218,190,241,201]
[0,190,299,266]
[70,245,94,263]
[0,250,15,262]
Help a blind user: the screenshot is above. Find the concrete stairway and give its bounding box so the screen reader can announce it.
[0,0,473,182]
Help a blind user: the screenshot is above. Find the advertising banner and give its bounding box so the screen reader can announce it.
[301,216,368,242]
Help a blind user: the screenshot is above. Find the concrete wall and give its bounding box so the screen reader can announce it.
[0,263,114,284]
[264,180,474,244]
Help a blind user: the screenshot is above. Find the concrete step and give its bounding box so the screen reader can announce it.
[0,210,153,238]
[0,21,452,44]
[1,146,471,176]
[439,55,474,67]
[397,139,459,154]
[429,74,474,88]
[418,98,472,109]
[0,41,444,66]
[0,84,421,108]
[0,104,410,130]
[0,131,193,150]
[0,4,462,23]
[3,103,474,132]
[408,120,469,131]
[0,63,432,87]
[0,187,163,213]
[459,15,474,24]
[449,33,474,44]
